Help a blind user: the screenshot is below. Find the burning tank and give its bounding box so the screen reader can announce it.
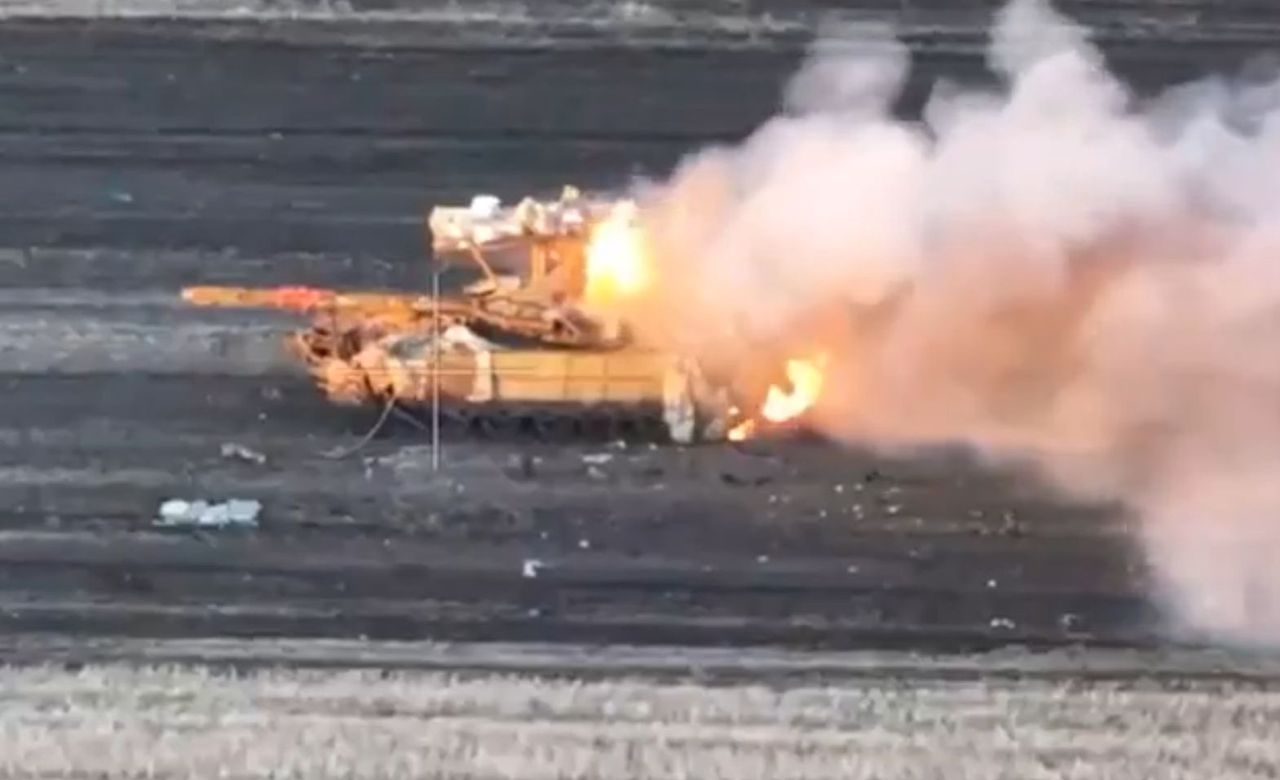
[182,187,745,444]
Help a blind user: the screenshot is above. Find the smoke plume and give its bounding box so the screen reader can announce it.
[630,0,1280,646]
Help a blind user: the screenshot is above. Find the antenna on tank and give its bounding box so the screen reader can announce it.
[431,262,441,472]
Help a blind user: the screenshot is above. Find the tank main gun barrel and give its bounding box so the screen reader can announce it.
[183,285,337,311]
[181,285,433,317]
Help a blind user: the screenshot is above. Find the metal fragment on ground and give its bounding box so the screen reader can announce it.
[156,498,262,529]
[220,442,266,464]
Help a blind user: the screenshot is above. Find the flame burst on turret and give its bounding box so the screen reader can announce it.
[584,201,651,305]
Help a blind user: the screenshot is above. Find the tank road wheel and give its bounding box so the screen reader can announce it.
[531,414,581,443]
[612,413,659,443]
[438,407,478,439]
[440,407,470,437]
[580,411,614,442]
[639,415,673,443]
[387,405,464,438]
[470,411,521,440]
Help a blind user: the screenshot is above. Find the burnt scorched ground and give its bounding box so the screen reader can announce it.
[1,18,1273,656]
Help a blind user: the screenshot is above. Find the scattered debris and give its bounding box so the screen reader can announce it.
[719,449,784,486]
[155,498,261,530]
[505,453,537,480]
[582,453,613,465]
[522,559,543,578]
[885,503,903,515]
[989,617,1016,631]
[986,578,999,589]
[756,554,770,564]
[577,538,591,550]
[220,442,267,465]
[721,470,773,487]
[586,466,608,480]
[636,463,665,479]
[1059,612,1085,632]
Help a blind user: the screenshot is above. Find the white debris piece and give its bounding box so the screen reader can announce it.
[581,453,613,465]
[156,498,261,530]
[469,194,501,218]
[522,559,543,579]
[220,442,266,465]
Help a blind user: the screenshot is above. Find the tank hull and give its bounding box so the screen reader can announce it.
[289,324,736,444]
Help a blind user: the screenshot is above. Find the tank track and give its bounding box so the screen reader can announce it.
[379,400,675,444]
[289,349,673,444]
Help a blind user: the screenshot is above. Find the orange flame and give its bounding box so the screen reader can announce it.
[728,355,827,441]
[728,417,756,442]
[584,201,650,304]
[763,357,826,423]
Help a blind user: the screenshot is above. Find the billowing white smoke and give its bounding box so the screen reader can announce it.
[633,0,1280,646]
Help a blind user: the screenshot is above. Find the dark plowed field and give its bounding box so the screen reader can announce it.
[1,16,1273,656]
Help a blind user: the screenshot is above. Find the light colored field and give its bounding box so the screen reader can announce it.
[1,656,1278,779]
[0,0,791,30]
